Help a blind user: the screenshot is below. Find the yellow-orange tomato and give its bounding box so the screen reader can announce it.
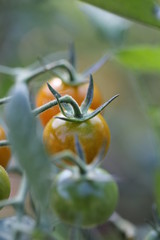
[36,77,103,126]
[0,126,11,168]
[43,111,110,164]
[0,165,10,201]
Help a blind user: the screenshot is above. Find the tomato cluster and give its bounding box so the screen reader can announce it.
[0,52,118,231]
[36,68,118,227]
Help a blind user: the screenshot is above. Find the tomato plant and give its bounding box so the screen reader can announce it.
[0,165,10,201]
[51,167,118,228]
[1,0,160,239]
[0,126,11,168]
[36,77,103,126]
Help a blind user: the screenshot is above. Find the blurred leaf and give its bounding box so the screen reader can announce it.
[79,2,131,44]
[115,46,160,72]
[80,0,160,28]
[5,83,55,230]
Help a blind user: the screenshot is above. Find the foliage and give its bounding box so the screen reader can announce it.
[0,0,160,239]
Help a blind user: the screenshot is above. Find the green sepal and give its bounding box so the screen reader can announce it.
[52,150,87,174]
[88,141,107,170]
[55,94,119,123]
[82,53,111,78]
[47,82,73,116]
[74,135,86,163]
[68,42,76,69]
[80,75,93,114]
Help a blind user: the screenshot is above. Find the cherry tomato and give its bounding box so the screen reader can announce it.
[50,167,118,228]
[0,165,10,201]
[0,126,11,168]
[145,230,160,240]
[43,112,110,164]
[36,77,103,126]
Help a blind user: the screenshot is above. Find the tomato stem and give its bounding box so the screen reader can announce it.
[0,96,12,105]
[53,151,87,174]
[21,59,77,84]
[0,65,17,76]
[33,95,82,118]
[68,42,76,69]
[82,53,112,78]
[0,140,10,147]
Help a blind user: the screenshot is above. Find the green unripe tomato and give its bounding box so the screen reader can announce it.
[0,165,10,201]
[145,230,160,240]
[50,167,118,228]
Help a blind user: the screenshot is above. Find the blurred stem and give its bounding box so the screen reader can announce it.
[33,95,81,117]
[0,65,17,76]
[52,151,87,174]
[0,140,10,147]
[20,59,77,84]
[0,96,12,105]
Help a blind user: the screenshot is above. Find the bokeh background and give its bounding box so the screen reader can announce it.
[0,0,160,233]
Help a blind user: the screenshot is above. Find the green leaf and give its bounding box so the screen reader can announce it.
[115,46,160,72]
[80,0,160,29]
[5,83,56,230]
[79,2,130,43]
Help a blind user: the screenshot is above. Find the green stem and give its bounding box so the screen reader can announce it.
[33,95,82,118]
[0,140,10,147]
[0,96,12,105]
[0,65,17,76]
[21,59,77,84]
[52,151,87,174]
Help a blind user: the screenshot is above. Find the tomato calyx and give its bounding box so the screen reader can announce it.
[51,135,106,175]
[46,74,119,123]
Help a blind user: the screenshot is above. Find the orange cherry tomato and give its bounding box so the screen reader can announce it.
[0,126,11,168]
[43,111,110,164]
[36,77,103,126]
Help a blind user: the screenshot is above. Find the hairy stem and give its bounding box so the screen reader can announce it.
[33,95,82,118]
[22,59,77,84]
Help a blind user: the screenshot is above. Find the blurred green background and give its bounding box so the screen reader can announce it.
[0,0,160,229]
